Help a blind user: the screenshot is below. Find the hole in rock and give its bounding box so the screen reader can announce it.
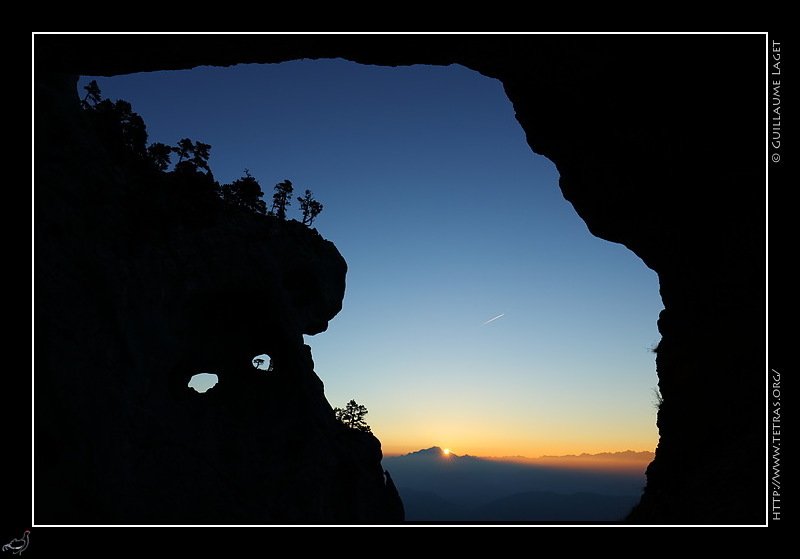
[78,57,663,463]
[252,354,273,371]
[188,373,219,393]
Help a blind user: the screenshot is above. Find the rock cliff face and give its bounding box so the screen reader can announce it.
[34,72,402,524]
[34,34,766,524]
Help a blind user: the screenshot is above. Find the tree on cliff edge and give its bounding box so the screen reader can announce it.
[297,189,323,226]
[269,180,294,219]
[81,79,102,109]
[173,138,212,175]
[221,169,267,214]
[334,400,372,434]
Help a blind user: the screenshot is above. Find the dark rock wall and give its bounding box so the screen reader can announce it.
[34,71,401,524]
[34,33,766,524]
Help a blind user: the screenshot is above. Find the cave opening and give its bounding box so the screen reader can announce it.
[77,58,663,461]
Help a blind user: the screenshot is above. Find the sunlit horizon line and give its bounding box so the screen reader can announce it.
[382,445,656,460]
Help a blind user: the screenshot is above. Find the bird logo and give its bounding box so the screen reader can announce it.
[2,531,29,555]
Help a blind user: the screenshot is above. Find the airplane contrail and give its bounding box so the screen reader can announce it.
[482,313,505,325]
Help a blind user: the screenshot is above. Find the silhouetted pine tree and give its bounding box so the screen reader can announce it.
[269,180,294,219]
[172,138,212,174]
[147,143,173,171]
[333,400,372,433]
[81,79,102,109]
[297,189,323,225]
[221,169,267,214]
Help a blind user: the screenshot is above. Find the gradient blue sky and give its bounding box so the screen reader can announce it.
[78,56,663,458]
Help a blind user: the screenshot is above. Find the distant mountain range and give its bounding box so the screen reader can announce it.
[382,447,650,523]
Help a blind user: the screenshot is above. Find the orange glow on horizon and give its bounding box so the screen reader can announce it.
[381,445,654,474]
[381,443,656,463]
